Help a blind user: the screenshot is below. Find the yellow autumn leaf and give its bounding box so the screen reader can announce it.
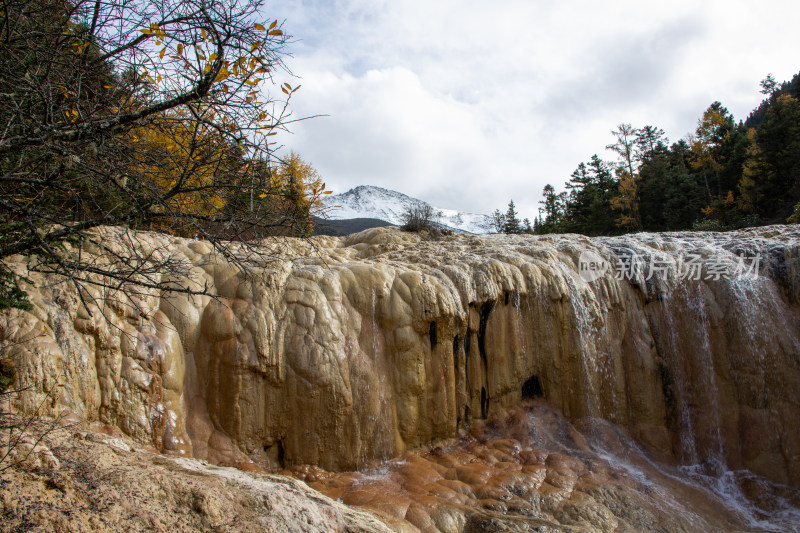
[251,41,260,52]
[214,68,229,82]
[258,193,268,198]
[209,53,218,61]
[269,20,278,30]
[177,43,183,55]
[268,29,283,36]
[323,191,333,194]
[254,23,265,31]
[201,28,207,40]
[140,29,153,35]
[159,47,166,59]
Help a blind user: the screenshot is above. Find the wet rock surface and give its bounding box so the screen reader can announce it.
[294,403,800,532]
[2,224,800,531]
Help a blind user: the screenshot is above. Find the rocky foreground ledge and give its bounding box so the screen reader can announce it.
[7,400,800,532]
[1,421,391,532]
[2,225,800,531]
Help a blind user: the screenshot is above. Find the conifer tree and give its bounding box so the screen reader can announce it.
[503,200,522,234]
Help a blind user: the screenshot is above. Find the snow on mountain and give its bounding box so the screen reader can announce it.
[321,185,494,234]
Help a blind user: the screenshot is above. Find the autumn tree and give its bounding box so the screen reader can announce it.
[221,151,328,239]
[273,152,327,236]
[610,170,640,231]
[689,102,735,202]
[606,124,638,183]
[788,203,800,224]
[607,124,642,231]
[0,0,322,307]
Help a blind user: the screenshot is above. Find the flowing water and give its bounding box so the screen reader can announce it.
[302,229,800,531]
[295,402,800,532]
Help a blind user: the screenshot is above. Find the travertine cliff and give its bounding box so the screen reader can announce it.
[2,225,799,491]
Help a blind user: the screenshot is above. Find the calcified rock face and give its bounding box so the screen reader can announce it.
[3,225,800,491]
[298,402,800,532]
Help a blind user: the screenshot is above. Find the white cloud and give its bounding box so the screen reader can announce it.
[285,65,497,211]
[265,0,800,219]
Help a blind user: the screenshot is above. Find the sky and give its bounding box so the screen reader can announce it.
[264,0,800,220]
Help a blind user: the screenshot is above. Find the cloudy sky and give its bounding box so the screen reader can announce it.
[266,0,800,219]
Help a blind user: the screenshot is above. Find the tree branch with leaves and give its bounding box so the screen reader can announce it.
[0,0,326,309]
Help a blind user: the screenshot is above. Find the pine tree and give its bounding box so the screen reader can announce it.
[522,218,533,234]
[635,126,667,163]
[743,93,800,221]
[503,200,522,234]
[537,185,566,234]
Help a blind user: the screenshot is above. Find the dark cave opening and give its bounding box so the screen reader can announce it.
[521,375,544,399]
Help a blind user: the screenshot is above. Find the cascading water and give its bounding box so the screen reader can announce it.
[556,261,603,417]
[5,224,800,532]
[649,283,702,464]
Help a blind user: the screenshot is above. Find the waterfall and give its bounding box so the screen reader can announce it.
[5,224,800,532]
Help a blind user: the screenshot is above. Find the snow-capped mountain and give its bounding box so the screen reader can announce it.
[321,185,494,234]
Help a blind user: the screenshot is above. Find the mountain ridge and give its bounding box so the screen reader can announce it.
[320,185,494,234]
